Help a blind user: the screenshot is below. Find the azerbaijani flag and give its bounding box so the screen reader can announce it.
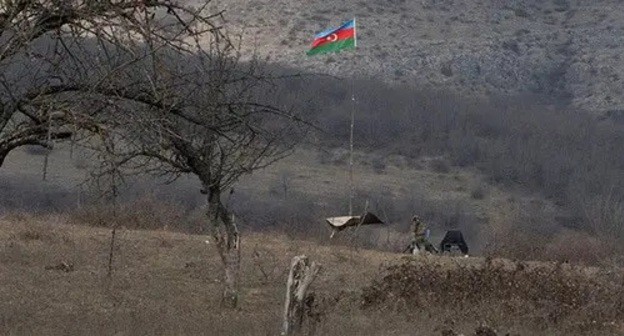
[307,19,356,56]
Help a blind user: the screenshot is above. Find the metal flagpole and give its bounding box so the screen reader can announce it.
[349,92,355,216]
[348,17,357,217]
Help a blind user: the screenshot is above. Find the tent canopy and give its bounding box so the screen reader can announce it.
[325,212,384,231]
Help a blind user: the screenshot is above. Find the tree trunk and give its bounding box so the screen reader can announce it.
[282,255,322,335]
[206,186,241,308]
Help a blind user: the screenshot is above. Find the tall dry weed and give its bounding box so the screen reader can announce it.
[68,195,204,233]
[362,257,624,332]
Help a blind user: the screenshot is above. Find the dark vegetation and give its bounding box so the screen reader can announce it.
[5,69,624,263]
[275,75,624,242]
[3,44,624,263]
[362,257,624,334]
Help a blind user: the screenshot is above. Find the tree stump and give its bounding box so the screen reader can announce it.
[282,255,321,335]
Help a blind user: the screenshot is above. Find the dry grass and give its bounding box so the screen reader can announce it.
[2,145,580,262]
[362,257,624,335]
[1,214,624,335]
[0,214,394,335]
[68,195,204,233]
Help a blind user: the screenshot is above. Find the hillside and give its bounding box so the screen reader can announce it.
[1,215,623,335]
[0,144,567,256]
[211,0,624,114]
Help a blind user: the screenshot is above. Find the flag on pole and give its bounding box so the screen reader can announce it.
[307,19,356,56]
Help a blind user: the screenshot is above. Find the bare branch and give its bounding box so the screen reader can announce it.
[0,0,226,168]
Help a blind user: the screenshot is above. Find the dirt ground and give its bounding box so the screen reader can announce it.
[1,214,623,335]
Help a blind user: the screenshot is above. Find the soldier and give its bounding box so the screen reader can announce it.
[409,215,437,254]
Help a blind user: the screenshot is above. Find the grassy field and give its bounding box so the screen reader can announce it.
[1,213,623,336]
[1,145,563,255]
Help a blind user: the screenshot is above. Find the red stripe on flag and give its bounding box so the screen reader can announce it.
[311,28,355,48]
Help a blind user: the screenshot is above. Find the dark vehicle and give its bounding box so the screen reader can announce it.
[439,230,469,256]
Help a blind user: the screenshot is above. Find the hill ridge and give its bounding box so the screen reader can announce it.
[210,0,624,113]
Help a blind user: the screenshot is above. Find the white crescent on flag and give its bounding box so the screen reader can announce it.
[327,33,338,42]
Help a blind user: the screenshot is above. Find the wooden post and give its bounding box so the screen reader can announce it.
[282,255,321,336]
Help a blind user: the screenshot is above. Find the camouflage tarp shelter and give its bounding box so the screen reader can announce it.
[325,212,384,232]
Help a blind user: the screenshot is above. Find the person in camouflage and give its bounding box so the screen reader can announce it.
[410,215,437,254]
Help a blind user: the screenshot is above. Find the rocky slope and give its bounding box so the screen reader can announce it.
[208,0,624,114]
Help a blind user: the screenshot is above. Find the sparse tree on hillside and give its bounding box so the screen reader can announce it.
[96,38,306,308]
[0,0,223,167]
[0,0,306,308]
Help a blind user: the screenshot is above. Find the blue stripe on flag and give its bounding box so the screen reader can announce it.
[314,19,355,39]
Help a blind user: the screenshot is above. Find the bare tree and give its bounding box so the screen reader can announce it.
[96,36,306,307]
[0,0,305,309]
[0,0,223,167]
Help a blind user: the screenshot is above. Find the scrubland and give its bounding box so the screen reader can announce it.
[1,213,623,335]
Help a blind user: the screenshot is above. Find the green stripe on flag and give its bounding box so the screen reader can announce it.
[306,38,355,56]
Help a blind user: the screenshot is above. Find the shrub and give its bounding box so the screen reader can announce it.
[440,62,453,77]
[514,8,529,17]
[470,183,487,199]
[430,158,450,173]
[362,258,624,331]
[544,230,616,265]
[371,156,387,174]
[68,195,202,233]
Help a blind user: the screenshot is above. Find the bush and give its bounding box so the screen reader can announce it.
[371,156,387,174]
[470,183,487,199]
[362,258,624,331]
[440,62,453,77]
[430,158,450,173]
[514,8,529,17]
[544,230,617,265]
[68,195,204,233]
